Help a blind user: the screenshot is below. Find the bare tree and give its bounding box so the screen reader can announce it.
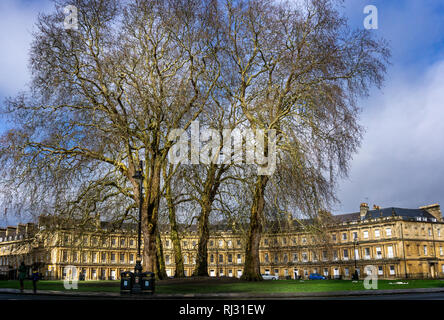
[0,0,220,278]
[211,0,390,280]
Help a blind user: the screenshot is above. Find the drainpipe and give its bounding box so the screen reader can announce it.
[400,221,408,279]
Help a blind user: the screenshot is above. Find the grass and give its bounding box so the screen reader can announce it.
[1,278,444,294]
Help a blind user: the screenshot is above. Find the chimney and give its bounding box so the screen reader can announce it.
[360,203,369,220]
[419,204,443,222]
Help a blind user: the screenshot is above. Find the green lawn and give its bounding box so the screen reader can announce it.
[1,279,444,294]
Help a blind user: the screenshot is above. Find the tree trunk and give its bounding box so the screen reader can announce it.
[142,157,162,274]
[194,164,224,276]
[164,165,185,278]
[242,174,268,281]
[194,201,211,276]
[156,228,168,279]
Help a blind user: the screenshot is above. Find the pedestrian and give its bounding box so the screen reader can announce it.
[31,268,40,294]
[18,261,27,293]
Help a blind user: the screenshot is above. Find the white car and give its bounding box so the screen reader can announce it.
[261,274,278,280]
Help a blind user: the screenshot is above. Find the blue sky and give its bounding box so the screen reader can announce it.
[1,0,444,226]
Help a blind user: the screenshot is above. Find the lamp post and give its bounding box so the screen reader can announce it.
[353,239,359,280]
[132,160,144,293]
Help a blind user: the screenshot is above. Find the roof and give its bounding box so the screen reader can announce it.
[333,207,437,223]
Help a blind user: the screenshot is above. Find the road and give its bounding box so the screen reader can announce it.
[1,291,444,300]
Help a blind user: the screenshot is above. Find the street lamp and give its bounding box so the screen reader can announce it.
[353,239,359,280]
[132,160,144,293]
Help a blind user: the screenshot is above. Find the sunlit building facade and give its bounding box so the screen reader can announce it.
[1,203,443,280]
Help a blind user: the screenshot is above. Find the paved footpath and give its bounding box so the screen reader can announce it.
[1,287,444,299]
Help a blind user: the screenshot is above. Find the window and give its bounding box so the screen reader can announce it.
[376,247,382,259]
[184,254,188,264]
[210,270,215,277]
[354,248,359,260]
[120,254,125,263]
[264,238,269,246]
[364,248,370,259]
[209,240,214,247]
[343,249,349,260]
[332,234,336,242]
[120,239,125,247]
[274,269,279,277]
[283,253,288,263]
[438,229,441,237]
[302,252,308,262]
[323,268,328,276]
[102,252,106,262]
[227,240,232,247]
[440,247,443,256]
[183,241,188,247]
[228,254,232,263]
[363,231,369,239]
[130,239,134,247]
[387,246,394,258]
[389,265,395,275]
[228,270,233,277]
[111,238,116,247]
[344,268,349,276]
[292,253,298,262]
[129,254,134,263]
[428,228,432,236]
[83,252,88,263]
[282,238,287,245]
[378,266,383,275]
[352,232,358,240]
[302,237,307,244]
[165,240,169,248]
[111,253,116,262]
[374,229,380,237]
[192,241,196,247]
[424,245,428,255]
[333,250,338,261]
[322,251,327,261]
[210,254,214,263]
[219,254,223,263]
[264,253,269,263]
[386,228,392,236]
[218,240,223,248]
[63,251,68,262]
[92,252,97,263]
[237,254,242,264]
[237,240,241,247]
[342,233,347,241]
[274,254,279,263]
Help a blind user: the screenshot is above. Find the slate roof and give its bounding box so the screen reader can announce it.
[333,207,436,223]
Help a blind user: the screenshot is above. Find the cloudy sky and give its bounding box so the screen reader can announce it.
[0,0,444,226]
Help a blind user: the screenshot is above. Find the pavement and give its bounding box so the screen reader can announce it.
[2,286,444,299]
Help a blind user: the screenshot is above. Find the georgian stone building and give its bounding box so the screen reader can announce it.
[1,203,443,280]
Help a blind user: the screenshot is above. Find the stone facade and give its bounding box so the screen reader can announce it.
[1,203,443,280]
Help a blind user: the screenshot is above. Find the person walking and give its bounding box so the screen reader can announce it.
[31,268,40,294]
[18,261,27,293]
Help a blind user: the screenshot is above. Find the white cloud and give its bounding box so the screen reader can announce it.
[335,59,444,213]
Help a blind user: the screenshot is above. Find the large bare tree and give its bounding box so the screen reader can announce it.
[212,0,390,280]
[0,0,220,277]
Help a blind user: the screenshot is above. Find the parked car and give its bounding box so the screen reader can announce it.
[262,274,278,280]
[308,273,326,280]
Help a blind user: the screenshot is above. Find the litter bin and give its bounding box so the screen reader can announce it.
[120,271,134,293]
[140,272,155,294]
